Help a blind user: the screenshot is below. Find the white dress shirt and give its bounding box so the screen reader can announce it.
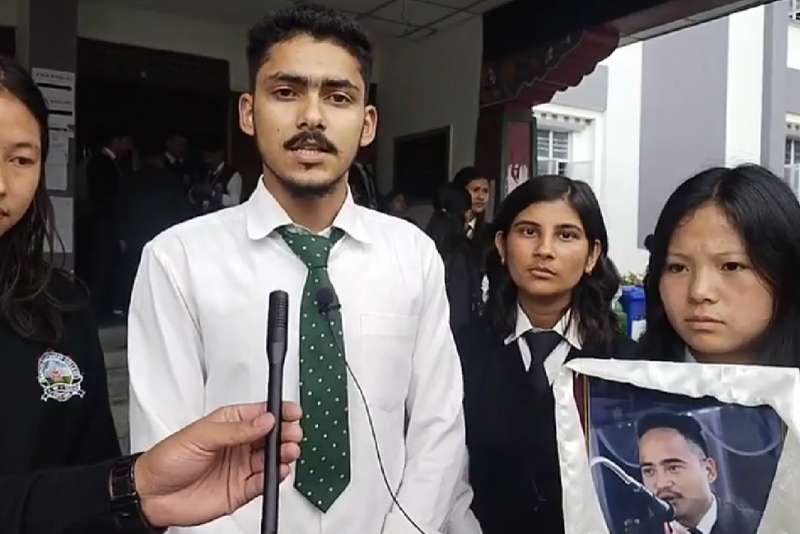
[128,180,469,534]
[212,161,243,207]
[504,303,583,384]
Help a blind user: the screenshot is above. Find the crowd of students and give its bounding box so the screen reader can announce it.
[2,4,800,533]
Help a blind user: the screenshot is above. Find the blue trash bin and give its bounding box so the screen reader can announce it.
[619,286,646,340]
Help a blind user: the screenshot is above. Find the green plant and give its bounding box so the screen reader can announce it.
[621,271,644,287]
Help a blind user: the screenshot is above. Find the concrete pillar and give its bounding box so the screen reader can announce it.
[16,0,78,268]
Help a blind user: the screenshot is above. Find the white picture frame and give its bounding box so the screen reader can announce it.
[553,359,800,534]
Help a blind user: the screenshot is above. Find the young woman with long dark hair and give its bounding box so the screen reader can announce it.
[641,164,800,367]
[0,56,119,475]
[459,175,637,534]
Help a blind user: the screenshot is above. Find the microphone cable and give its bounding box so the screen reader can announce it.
[317,288,427,534]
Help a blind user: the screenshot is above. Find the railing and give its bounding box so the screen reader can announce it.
[784,163,800,197]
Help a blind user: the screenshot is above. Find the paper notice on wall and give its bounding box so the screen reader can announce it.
[32,68,75,115]
[32,68,75,191]
[46,130,70,190]
[48,113,75,135]
[50,196,74,253]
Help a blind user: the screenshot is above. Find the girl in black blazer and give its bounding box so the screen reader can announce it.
[458,175,637,534]
[0,57,119,477]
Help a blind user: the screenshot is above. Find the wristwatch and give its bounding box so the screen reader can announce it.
[109,453,166,533]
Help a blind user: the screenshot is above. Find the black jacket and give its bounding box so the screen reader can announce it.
[425,213,482,332]
[1,460,123,533]
[0,272,120,476]
[86,151,121,222]
[711,500,762,534]
[458,320,639,534]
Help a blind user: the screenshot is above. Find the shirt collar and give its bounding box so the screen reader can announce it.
[245,176,373,244]
[102,147,117,161]
[694,496,718,534]
[504,302,583,350]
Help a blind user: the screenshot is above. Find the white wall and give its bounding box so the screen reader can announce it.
[788,21,800,69]
[78,3,251,91]
[376,17,482,194]
[725,5,765,166]
[598,44,649,277]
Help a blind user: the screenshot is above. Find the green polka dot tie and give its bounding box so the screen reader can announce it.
[277,226,350,512]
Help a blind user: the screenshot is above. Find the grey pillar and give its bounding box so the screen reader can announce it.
[762,1,789,176]
[16,0,78,268]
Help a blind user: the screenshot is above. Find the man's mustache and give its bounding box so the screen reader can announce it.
[657,491,683,501]
[284,131,338,155]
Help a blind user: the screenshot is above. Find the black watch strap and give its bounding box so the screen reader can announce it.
[109,453,166,533]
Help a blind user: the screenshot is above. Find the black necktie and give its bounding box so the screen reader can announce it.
[523,331,563,397]
[688,528,703,534]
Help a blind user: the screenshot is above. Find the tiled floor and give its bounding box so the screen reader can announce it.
[99,325,130,455]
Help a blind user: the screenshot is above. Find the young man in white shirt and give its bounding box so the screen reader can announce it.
[128,5,476,534]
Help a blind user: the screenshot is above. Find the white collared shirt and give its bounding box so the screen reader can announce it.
[128,180,471,534]
[210,161,243,207]
[503,303,583,384]
[691,496,718,534]
[465,218,476,239]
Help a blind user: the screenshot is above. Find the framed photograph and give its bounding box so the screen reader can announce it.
[553,359,800,534]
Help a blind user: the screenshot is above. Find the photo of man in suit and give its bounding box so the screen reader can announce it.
[636,412,762,534]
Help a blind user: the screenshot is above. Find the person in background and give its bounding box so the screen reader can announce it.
[452,166,491,244]
[163,133,189,177]
[116,140,194,310]
[189,141,243,212]
[640,165,800,367]
[458,175,637,534]
[3,401,303,534]
[426,184,481,332]
[453,166,493,310]
[383,189,409,217]
[0,55,120,477]
[86,126,133,322]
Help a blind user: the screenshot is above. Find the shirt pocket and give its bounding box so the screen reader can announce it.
[351,313,417,412]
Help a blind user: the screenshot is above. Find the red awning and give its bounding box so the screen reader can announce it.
[480,25,620,108]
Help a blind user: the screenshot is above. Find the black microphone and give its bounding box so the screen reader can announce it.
[590,456,675,522]
[316,286,340,314]
[262,290,289,534]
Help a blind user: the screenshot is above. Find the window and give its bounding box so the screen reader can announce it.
[536,129,570,175]
[786,138,800,165]
[791,0,800,21]
[785,138,800,196]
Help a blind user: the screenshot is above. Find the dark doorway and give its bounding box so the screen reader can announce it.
[75,39,230,320]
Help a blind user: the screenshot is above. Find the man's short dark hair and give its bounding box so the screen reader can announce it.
[637,412,709,457]
[246,4,373,96]
[99,126,131,147]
